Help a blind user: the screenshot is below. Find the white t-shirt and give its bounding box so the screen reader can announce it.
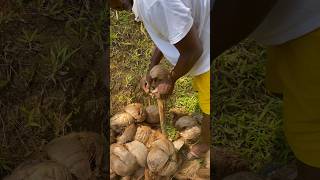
[133,0,210,76]
[249,0,320,45]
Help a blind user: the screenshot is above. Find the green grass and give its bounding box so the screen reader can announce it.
[110,10,199,116]
[213,40,294,171]
[0,1,107,177]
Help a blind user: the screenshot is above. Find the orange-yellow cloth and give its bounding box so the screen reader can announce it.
[266,28,320,168]
[192,70,210,115]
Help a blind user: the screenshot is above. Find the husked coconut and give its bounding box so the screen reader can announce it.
[180,126,201,144]
[4,160,72,180]
[174,160,201,179]
[197,167,210,179]
[125,141,148,167]
[110,144,139,176]
[110,168,118,180]
[146,130,165,148]
[149,65,171,81]
[133,167,145,180]
[147,138,178,177]
[124,103,146,122]
[145,105,160,124]
[173,138,185,151]
[175,116,198,130]
[121,176,131,180]
[44,133,100,180]
[169,108,189,122]
[111,112,135,132]
[117,124,137,144]
[135,125,153,145]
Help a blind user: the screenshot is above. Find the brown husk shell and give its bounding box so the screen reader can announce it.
[117,124,137,144]
[124,103,146,122]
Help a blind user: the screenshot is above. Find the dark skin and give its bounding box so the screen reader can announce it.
[213,0,320,179]
[146,25,203,99]
[110,0,210,157]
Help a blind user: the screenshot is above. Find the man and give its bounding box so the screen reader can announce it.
[213,0,320,179]
[110,0,211,158]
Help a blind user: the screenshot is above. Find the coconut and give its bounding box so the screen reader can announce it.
[44,133,93,180]
[173,138,185,151]
[146,130,166,148]
[180,126,201,144]
[132,167,145,180]
[169,107,189,122]
[124,103,146,122]
[117,124,137,144]
[147,138,178,177]
[145,105,160,124]
[110,144,139,176]
[125,141,148,167]
[120,176,131,180]
[111,112,135,132]
[149,65,171,81]
[175,116,198,130]
[196,167,210,179]
[4,160,72,180]
[134,125,153,145]
[110,168,119,180]
[174,160,201,180]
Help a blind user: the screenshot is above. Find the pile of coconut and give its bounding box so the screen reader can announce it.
[110,103,210,180]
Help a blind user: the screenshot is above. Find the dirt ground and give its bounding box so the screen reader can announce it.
[0,0,107,177]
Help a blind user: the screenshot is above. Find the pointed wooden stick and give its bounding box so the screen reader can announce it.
[157,98,167,137]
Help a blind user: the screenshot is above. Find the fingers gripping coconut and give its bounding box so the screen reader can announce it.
[141,65,173,136]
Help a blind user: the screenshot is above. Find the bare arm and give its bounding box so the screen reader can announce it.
[171,25,203,82]
[212,0,278,59]
[149,46,163,70]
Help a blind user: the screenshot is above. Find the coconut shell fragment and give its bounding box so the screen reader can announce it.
[124,103,146,122]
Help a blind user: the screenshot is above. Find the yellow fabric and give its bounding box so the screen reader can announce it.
[266,28,320,168]
[192,70,210,115]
